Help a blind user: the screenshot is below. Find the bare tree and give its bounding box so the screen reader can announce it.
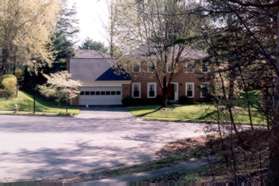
[113,0,206,106]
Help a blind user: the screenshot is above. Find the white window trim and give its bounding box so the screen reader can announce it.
[170,82,179,101]
[201,62,209,73]
[200,82,210,98]
[132,62,141,73]
[185,82,195,98]
[147,62,156,73]
[166,63,175,73]
[147,82,157,98]
[184,62,195,73]
[132,82,141,98]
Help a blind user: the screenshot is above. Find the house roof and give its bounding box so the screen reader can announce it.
[127,45,208,61]
[73,49,111,59]
[70,50,130,85]
[96,68,131,81]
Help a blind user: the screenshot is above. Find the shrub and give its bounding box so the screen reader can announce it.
[179,96,194,104]
[122,96,137,106]
[0,74,17,98]
[122,96,162,106]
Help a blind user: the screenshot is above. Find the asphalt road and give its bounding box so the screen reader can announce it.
[0,109,209,182]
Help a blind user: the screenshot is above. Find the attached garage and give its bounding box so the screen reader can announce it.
[69,50,131,106]
[79,86,122,106]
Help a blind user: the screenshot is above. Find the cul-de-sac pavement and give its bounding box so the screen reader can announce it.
[0,108,209,182]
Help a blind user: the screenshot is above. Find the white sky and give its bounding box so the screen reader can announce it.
[69,0,110,46]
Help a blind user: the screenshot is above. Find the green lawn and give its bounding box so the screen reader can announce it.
[0,91,79,116]
[128,104,266,125]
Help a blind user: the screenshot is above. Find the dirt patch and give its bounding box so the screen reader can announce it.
[153,129,269,183]
[156,136,207,158]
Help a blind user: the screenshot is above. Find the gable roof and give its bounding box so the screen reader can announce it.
[70,50,130,85]
[127,45,208,61]
[73,49,111,59]
[96,68,131,81]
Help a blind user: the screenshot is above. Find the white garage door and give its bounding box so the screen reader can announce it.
[79,87,122,106]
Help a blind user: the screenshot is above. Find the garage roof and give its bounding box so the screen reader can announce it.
[96,68,131,81]
[70,50,130,85]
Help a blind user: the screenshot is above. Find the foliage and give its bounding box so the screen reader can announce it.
[178,96,194,104]
[122,96,162,106]
[22,1,79,92]
[0,74,17,98]
[79,38,108,53]
[0,91,79,115]
[38,71,80,104]
[199,1,278,183]
[0,0,60,73]
[50,1,79,72]
[237,90,261,110]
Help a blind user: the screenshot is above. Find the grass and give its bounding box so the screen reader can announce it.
[0,91,80,116]
[128,104,266,125]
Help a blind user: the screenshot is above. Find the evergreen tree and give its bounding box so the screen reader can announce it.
[79,38,108,53]
[51,1,79,72]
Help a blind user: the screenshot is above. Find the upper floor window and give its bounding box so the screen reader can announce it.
[132,83,141,98]
[184,62,195,73]
[201,62,209,73]
[132,62,141,73]
[185,82,195,98]
[166,63,176,73]
[147,82,157,98]
[147,62,156,73]
[200,82,210,98]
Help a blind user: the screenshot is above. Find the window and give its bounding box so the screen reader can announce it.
[85,91,90,96]
[90,91,96,95]
[184,63,195,73]
[147,62,155,73]
[132,63,141,73]
[185,82,195,98]
[96,91,100,95]
[105,91,110,95]
[147,82,157,98]
[166,63,176,73]
[80,91,85,95]
[200,83,210,98]
[116,91,121,95]
[201,62,209,73]
[111,91,116,95]
[132,83,141,98]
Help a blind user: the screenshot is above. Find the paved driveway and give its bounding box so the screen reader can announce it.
[0,109,209,182]
[76,107,133,119]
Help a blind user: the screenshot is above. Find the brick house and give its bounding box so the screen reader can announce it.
[69,49,211,106]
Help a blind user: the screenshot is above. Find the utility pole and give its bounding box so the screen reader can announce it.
[33,94,36,114]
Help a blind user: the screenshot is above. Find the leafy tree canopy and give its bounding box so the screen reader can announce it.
[79,38,108,53]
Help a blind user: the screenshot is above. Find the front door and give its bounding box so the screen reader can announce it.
[168,83,179,102]
[168,84,175,101]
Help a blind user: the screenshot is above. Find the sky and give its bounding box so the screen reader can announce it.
[69,0,110,46]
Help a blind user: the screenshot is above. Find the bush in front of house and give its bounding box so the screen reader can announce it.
[179,96,194,104]
[0,74,17,98]
[122,96,162,106]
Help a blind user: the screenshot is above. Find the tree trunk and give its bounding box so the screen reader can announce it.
[161,77,168,107]
[162,86,168,107]
[1,48,9,75]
